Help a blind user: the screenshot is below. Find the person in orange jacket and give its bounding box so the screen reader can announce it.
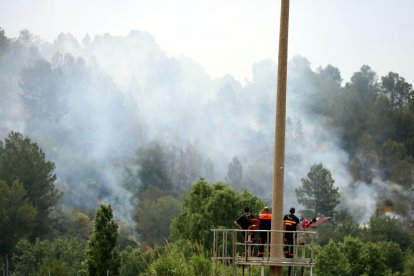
[257,207,272,257]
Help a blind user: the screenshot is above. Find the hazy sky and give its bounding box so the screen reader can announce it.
[1,0,414,84]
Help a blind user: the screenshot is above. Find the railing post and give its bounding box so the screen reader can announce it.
[222,231,226,276]
[232,230,237,276]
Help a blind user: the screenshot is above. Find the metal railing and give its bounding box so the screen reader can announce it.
[211,229,316,275]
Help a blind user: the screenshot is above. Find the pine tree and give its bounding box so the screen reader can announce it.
[0,131,60,238]
[296,163,340,217]
[86,204,120,276]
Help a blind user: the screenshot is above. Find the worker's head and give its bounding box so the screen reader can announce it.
[289,207,295,214]
[244,207,250,213]
[263,206,270,213]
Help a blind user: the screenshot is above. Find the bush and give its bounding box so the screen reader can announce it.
[147,250,190,275]
[119,246,152,276]
[404,253,414,276]
[37,259,70,276]
[189,255,211,275]
[145,241,211,276]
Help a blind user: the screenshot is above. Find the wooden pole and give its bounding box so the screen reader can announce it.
[270,0,290,275]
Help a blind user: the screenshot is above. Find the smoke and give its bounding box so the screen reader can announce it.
[0,28,391,224]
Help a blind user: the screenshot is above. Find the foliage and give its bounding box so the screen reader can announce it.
[134,195,182,245]
[119,246,152,276]
[0,27,414,275]
[404,252,414,276]
[86,204,120,276]
[364,215,412,250]
[170,179,264,248]
[360,242,390,276]
[117,224,139,250]
[37,259,71,276]
[146,241,211,276]
[53,207,93,241]
[11,238,85,276]
[341,236,365,276]
[20,59,69,128]
[0,180,37,255]
[146,249,191,275]
[317,209,360,245]
[315,240,350,276]
[0,132,60,238]
[296,163,340,217]
[390,158,413,189]
[316,237,396,276]
[380,139,408,179]
[309,64,414,179]
[381,72,414,110]
[137,143,174,193]
[377,241,404,274]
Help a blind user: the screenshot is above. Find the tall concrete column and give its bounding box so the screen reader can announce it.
[270,0,289,275]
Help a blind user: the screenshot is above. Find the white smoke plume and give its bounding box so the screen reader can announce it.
[0,29,393,224]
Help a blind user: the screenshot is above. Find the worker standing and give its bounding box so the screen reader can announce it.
[283,207,299,258]
[234,207,256,230]
[257,206,272,257]
[235,207,259,256]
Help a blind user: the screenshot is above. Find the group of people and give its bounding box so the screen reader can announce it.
[234,206,300,258]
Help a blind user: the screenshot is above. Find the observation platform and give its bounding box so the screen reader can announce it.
[211,229,316,275]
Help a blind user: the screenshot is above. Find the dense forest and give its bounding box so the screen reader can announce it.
[0,26,413,275]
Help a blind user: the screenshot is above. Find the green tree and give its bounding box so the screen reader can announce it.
[316,237,396,276]
[360,242,389,276]
[0,132,60,238]
[0,180,37,255]
[170,179,264,248]
[404,253,414,276]
[53,207,93,241]
[37,259,70,276]
[341,236,365,276]
[377,241,404,274]
[20,59,69,128]
[364,215,412,250]
[390,158,413,188]
[351,134,378,183]
[296,163,340,217]
[381,72,414,110]
[317,210,360,245]
[136,143,173,193]
[146,241,211,276]
[12,238,85,276]
[311,64,342,116]
[86,204,120,276]
[134,195,182,245]
[147,249,190,275]
[315,240,350,276]
[333,65,379,153]
[119,247,151,276]
[379,139,407,179]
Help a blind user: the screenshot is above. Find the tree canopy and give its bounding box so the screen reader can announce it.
[0,180,37,255]
[0,132,60,238]
[170,179,264,248]
[86,204,120,276]
[296,163,340,217]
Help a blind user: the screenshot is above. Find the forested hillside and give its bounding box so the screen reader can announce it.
[0,27,413,274]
